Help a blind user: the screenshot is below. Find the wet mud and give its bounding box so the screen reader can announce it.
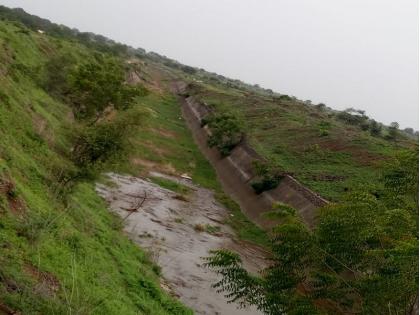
[96,172,266,315]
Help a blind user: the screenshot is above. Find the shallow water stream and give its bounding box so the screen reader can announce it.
[96,172,266,315]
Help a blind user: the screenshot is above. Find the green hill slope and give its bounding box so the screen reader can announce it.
[0,5,417,315]
[0,19,192,315]
[180,79,417,201]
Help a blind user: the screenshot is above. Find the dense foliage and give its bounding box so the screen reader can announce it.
[202,113,244,156]
[69,55,147,119]
[206,149,418,314]
[71,109,147,170]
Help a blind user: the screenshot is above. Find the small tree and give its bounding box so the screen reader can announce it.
[204,113,244,156]
[369,120,382,136]
[69,55,147,119]
[206,221,318,315]
[70,109,147,171]
[315,103,326,111]
[181,65,197,74]
[404,127,414,136]
[336,109,368,126]
[386,121,400,141]
[206,149,418,314]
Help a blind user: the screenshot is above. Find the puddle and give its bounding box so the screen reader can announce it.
[96,172,266,315]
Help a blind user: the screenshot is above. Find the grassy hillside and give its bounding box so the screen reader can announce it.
[0,5,417,314]
[182,80,417,201]
[0,16,268,314]
[0,20,195,314]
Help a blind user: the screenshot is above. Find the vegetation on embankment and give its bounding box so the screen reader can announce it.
[0,19,192,314]
[148,27,419,315]
[207,150,419,314]
[184,81,418,201]
[1,5,417,315]
[0,11,269,314]
[112,73,269,248]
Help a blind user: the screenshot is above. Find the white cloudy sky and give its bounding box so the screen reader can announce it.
[1,0,418,128]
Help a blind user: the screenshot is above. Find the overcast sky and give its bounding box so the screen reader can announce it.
[1,0,418,128]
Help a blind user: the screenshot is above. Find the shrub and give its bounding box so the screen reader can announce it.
[317,121,331,137]
[273,95,292,103]
[207,172,419,315]
[315,103,326,111]
[385,121,400,141]
[42,52,76,97]
[250,160,284,194]
[369,120,382,136]
[360,121,370,131]
[203,113,244,156]
[69,55,148,119]
[403,127,414,136]
[70,109,147,170]
[336,111,364,125]
[335,108,371,131]
[181,65,197,74]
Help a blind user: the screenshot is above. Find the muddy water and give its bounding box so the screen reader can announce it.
[96,172,266,315]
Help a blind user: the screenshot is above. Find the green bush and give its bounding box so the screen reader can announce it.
[42,52,77,97]
[385,121,400,141]
[317,121,331,137]
[203,113,243,156]
[336,110,366,125]
[369,120,382,136]
[207,149,419,314]
[315,103,326,111]
[250,160,283,194]
[360,121,370,131]
[274,94,292,102]
[181,65,197,74]
[69,55,148,119]
[70,109,147,170]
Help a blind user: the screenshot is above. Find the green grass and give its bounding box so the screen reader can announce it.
[204,224,221,234]
[193,223,221,234]
[0,19,269,314]
[149,176,190,195]
[113,91,220,191]
[187,81,417,201]
[115,70,270,248]
[0,20,192,315]
[216,192,270,248]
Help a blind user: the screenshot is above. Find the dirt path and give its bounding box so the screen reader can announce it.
[96,172,266,315]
